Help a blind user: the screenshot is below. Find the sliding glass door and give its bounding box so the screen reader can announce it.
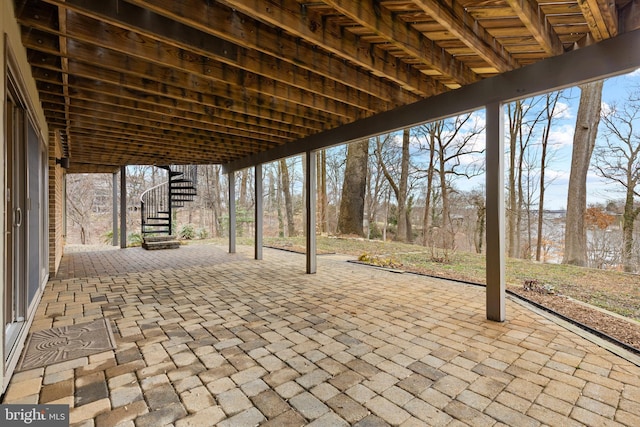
[4,74,47,367]
[4,87,27,356]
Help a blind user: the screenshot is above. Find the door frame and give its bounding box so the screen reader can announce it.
[3,36,49,389]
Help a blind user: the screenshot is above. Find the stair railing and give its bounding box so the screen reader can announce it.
[172,165,198,188]
[140,165,198,236]
[140,180,171,235]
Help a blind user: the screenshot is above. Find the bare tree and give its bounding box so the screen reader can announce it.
[317,150,328,233]
[66,174,97,244]
[585,205,619,269]
[535,91,564,260]
[326,146,347,233]
[375,131,412,242]
[416,123,437,246]
[470,190,486,254]
[594,88,640,272]
[279,158,296,237]
[239,169,250,208]
[201,165,224,236]
[338,139,369,236]
[564,80,604,266]
[430,115,484,249]
[365,142,388,239]
[506,98,546,258]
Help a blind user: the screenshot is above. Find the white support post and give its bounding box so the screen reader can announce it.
[485,102,505,321]
[255,164,263,260]
[305,151,317,274]
[228,171,236,254]
[112,172,118,246]
[120,166,127,249]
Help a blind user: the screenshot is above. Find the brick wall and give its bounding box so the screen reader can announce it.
[48,130,65,274]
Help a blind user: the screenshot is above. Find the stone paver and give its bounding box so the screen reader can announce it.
[2,243,640,426]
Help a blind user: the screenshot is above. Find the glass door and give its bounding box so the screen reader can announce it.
[4,85,27,360]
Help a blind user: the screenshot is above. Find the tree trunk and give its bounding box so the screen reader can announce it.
[470,193,486,254]
[317,150,327,233]
[275,166,285,237]
[279,159,296,237]
[239,169,249,208]
[622,190,639,272]
[337,139,368,236]
[516,130,525,257]
[205,165,223,237]
[563,80,603,266]
[405,195,413,242]
[437,131,455,249]
[507,101,522,258]
[536,92,560,261]
[399,129,411,242]
[422,129,436,246]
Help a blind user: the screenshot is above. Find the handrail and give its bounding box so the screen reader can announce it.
[140,181,169,203]
[140,165,198,236]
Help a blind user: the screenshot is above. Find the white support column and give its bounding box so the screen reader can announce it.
[255,164,263,260]
[305,151,317,274]
[112,172,118,246]
[485,102,505,321]
[120,166,127,249]
[228,171,236,254]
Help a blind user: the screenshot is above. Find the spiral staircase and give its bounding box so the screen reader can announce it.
[140,165,197,250]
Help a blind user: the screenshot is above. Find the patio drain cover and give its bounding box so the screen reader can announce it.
[17,318,116,371]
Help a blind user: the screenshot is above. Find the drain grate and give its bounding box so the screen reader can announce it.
[17,318,116,371]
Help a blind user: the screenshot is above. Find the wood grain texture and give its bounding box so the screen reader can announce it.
[11,0,628,172]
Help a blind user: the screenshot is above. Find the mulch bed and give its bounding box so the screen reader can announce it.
[509,288,640,351]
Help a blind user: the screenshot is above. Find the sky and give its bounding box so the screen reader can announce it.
[277,68,640,212]
[538,69,640,209]
[441,68,640,211]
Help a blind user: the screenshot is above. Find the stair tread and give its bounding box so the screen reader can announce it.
[142,166,198,237]
[142,241,180,250]
[143,235,178,242]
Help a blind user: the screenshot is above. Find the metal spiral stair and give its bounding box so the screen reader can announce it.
[140,165,197,249]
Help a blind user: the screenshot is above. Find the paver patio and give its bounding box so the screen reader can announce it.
[3,243,640,426]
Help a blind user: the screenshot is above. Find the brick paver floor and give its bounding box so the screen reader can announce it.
[3,243,640,426]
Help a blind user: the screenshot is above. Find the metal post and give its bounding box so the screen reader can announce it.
[120,166,127,248]
[62,174,67,238]
[486,102,505,321]
[112,172,118,246]
[255,164,263,260]
[305,151,317,274]
[228,171,236,254]
[167,168,173,236]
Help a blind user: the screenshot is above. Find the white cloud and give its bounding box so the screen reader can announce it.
[553,100,574,120]
[547,123,575,147]
[601,101,614,116]
[545,167,570,184]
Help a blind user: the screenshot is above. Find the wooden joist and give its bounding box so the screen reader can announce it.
[12,0,629,173]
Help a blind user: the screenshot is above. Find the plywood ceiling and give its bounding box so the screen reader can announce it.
[13,0,635,173]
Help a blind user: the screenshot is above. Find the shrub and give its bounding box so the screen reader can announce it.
[196,228,209,239]
[127,232,143,246]
[180,224,196,240]
[102,230,113,244]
